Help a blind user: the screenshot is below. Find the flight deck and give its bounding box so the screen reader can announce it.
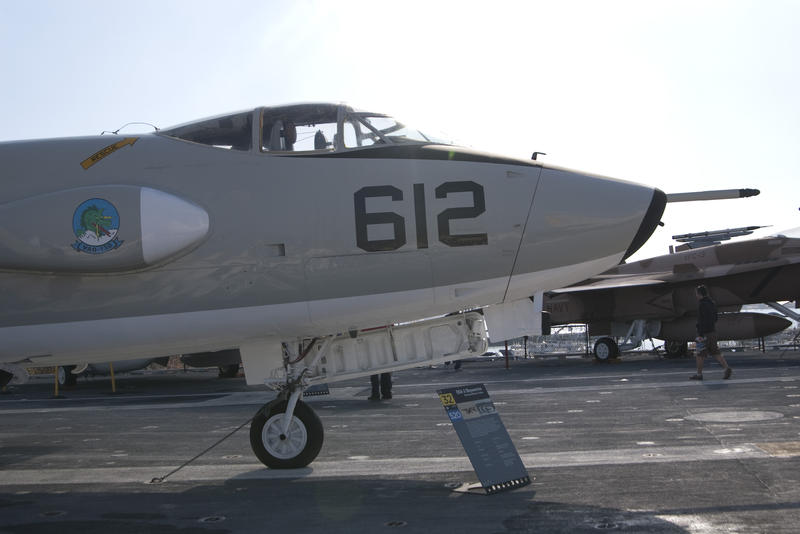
[1,350,799,533]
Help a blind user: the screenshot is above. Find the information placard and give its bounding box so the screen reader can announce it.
[437,383,530,494]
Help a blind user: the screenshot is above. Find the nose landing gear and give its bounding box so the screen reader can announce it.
[249,395,324,469]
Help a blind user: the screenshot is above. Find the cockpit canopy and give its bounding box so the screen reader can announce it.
[159,103,448,152]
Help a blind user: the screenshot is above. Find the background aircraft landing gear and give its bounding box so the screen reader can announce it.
[664,340,688,358]
[249,396,324,469]
[57,365,78,387]
[593,337,620,361]
[217,364,240,378]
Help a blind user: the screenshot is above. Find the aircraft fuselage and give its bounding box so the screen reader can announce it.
[0,104,664,366]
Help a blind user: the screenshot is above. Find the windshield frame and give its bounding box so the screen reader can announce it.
[158,103,450,154]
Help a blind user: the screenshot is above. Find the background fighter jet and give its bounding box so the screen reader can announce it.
[544,228,800,359]
[0,102,668,468]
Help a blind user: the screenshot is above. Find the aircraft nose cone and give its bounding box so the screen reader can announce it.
[505,168,668,301]
[623,188,666,260]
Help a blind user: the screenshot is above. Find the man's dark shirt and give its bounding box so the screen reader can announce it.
[696,296,718,335]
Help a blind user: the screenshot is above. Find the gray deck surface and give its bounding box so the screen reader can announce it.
[2,349,799,533]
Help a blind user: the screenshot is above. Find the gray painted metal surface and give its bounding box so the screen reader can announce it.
[0,103,664,364]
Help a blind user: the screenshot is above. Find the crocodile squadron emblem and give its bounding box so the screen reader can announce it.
[71,198,123,254]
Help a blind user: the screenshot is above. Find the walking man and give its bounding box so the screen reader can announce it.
[690,285,732,380]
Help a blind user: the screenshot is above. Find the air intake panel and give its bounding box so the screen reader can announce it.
[0,185,209,273]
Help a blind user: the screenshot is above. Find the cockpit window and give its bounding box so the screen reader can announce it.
[159,103,451,154]
[160,111,252,150]
[260,103,450,152]
[260,103,339,152]
[346,113,432,147]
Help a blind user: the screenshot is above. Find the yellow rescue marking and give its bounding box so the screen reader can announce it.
[754,442,800,457]
[80,137,138,169]
[438,393,456,406]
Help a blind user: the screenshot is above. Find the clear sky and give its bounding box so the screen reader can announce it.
[1,0,798,261]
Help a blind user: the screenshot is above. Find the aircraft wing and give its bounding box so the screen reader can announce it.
[548,273,671,293]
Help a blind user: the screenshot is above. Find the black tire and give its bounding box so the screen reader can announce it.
[249,399,323,469]
[664,340,688,358]
[57,365,78,386]
[593,337,619,361]
[218,364,240,378]
[0,369,13,388]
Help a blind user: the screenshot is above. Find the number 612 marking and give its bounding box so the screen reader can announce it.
[354,180,487,252]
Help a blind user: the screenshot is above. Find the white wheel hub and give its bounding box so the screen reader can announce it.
[262,413,308,460]
[596,343,610,360]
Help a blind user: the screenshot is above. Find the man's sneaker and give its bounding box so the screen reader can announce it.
[689,374,703,380]
[723,368,732,380]
[368,394,381,401]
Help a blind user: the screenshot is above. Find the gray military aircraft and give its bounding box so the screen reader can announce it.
[543,228,799,359]
[1,101,681,468]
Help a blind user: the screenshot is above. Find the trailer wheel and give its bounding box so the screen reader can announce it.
[593,337,619,361]
[664,340,688,358]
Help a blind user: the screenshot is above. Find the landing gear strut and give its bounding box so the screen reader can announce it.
[249,340,327,469]
[242,313,489,468]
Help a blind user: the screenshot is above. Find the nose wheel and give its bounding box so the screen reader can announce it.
[249,398,324,469]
